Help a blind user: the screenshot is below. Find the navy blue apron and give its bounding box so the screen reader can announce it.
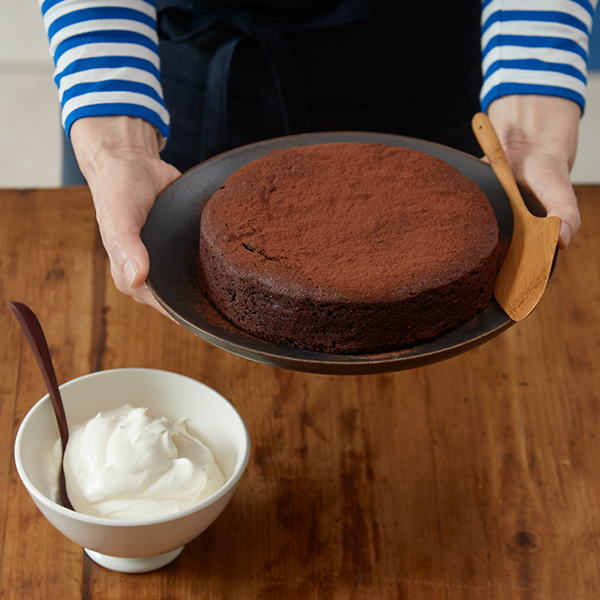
[63,0,482,183]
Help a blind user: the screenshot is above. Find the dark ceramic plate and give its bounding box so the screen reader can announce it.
[142,131,515,375]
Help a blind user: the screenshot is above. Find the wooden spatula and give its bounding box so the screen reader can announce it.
[471,112,562,321]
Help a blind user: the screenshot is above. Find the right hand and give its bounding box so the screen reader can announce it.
[70,116,181,316]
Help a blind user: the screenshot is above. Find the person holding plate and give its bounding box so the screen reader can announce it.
[40,0,596,313]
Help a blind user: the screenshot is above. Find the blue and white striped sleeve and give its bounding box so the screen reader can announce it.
[481,0,598,113]
[39,0,170,140]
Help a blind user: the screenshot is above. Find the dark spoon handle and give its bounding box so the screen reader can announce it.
[9,301,74,511]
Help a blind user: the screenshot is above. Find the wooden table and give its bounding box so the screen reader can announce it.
[1,186,600,599]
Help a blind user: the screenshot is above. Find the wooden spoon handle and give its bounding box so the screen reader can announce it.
[9,301,74,511]
[471,112,530,220]
[9,302,70,452]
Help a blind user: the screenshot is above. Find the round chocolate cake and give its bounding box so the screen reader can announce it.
[199,143,500,354]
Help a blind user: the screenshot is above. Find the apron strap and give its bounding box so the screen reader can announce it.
[157,0,370,160]
[201,34,244,161]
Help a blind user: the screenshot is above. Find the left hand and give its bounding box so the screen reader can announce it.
[487,95,581,249]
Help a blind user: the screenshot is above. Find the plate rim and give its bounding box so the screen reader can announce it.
[143,131,514,375]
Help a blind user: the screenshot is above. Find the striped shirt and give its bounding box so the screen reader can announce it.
[39,0,597,141]
[40,0,170,138]
[481,0,598,111]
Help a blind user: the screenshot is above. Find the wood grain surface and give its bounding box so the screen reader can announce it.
[1,186,599,599]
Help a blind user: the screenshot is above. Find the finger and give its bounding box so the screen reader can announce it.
[520,169,580,249]
[108,257,180,323]
[556,222,574,250]
[130,282,181,324]
[106,230,150,289]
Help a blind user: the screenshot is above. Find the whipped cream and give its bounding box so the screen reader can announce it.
[56,404,226,520]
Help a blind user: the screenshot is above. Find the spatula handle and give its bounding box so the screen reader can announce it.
[471,113,530,221]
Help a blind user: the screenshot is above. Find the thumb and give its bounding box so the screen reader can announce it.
[109,232,150,290]
[103,224,177,319]
[98,209,150,294]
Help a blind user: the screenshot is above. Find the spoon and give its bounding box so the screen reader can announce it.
[9,301,74,511]
[471,112,562,321]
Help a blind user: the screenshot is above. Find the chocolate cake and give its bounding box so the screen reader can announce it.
[199,143,500,354]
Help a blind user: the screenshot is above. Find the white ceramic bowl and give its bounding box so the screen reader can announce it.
[14,368,250,573]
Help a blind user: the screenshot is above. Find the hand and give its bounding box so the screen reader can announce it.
[487,95,581,249]
[70,116,181,315]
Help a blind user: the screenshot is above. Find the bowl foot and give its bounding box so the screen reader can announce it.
[84,546,185,573]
